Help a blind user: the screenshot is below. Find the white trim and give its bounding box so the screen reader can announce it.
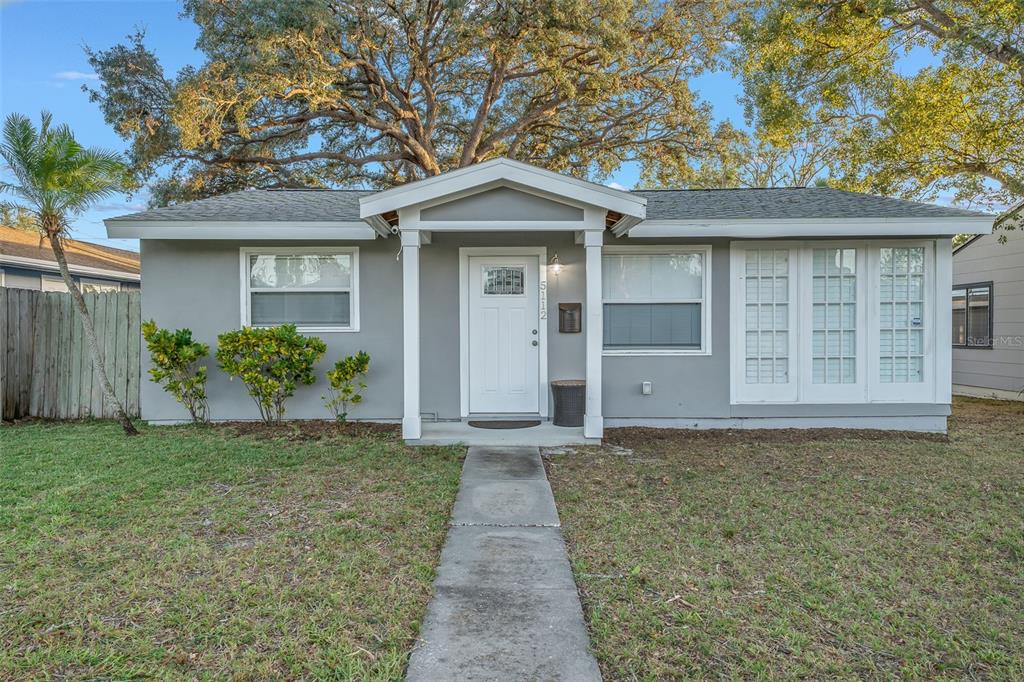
[605,415,948,433]
[584,230,604,438]
[935,239,953,404]
[458,246,549,419]
[412,220,596,232]
[239,246,360,333]
[628,216,993,239]
[600,244,713,356]
[360,157,646,220]
[0,254,140,282]
[106,220,377,240]
[402,233,422,439]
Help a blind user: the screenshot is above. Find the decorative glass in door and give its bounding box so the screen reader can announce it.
[483,266,525,295]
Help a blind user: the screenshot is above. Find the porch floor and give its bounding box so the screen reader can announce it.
[409,420,598,447]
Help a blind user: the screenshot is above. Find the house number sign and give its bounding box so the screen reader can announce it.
[539,279,548,320]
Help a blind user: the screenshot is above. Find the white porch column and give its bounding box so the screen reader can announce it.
[583,229,604,439]
[401,230,422,440]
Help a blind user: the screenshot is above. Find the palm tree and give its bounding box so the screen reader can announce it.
[1,112,138,435]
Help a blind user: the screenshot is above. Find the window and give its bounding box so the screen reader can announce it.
[40,275,69,292]
[952,282,992,348]
[744,249,790,383]
[732,241,936,404]
[602,247,710,353]
[241,248,358,332]
[879,247,925,383]
[483,266,525,295]
[80,278,121,293]
[812,248,857,384]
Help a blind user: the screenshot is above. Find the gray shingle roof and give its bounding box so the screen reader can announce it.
[108,186,989,223]
[107,189,371,222]
[632,187,989,220]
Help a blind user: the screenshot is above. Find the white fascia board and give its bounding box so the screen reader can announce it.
[627,216,994,238]
[105,220,378,240]
[358,157,646,220]
[0,254,140,281]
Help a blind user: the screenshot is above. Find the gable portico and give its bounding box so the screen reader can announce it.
[359,158,647,440]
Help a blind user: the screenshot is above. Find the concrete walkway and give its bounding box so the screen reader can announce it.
[406,446,602,681]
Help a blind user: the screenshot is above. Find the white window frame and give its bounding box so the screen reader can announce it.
[731,242,800,401]
[40,274,69,292]
[239,246,360,333]
[731,239,939,404]
[601,245,712,356]
[798,244,868,403]
[867,240,935,403]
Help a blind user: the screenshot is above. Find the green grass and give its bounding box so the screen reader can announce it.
[546,398,1024,680]
[0,421,464,680]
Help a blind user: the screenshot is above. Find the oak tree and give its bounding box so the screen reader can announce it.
[734,0,1024,211]
[87,0,735,202]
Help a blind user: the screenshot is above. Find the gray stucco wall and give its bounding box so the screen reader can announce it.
[602,236,731,417]
[141,233,949,423]
[140,238,404,422]
[420,187,583,222]
[421,231,586,418]
[952,229,1024,394]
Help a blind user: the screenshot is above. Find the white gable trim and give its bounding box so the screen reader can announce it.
[359,157,646,221]
[627,216,993,239]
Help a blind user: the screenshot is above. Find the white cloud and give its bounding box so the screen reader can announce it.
[606,181,628,191]
[53,70,99,81]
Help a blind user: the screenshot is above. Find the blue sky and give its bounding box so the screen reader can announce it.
[0,1,739,250]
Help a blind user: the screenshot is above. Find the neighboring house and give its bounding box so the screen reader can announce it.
[951,225,1024,400]
[0,225,140,292]
[106,158,992,439]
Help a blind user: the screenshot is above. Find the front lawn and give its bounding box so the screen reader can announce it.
[547,398,1024,679]
[0,422,463,679]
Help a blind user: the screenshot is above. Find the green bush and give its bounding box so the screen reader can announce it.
[141,320,210,423]
[323,351,370,422]
[215,325,327,424]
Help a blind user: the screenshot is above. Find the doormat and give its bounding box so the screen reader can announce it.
[468,420,542,430]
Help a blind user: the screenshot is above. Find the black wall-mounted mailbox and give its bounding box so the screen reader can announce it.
[559,303,582,333]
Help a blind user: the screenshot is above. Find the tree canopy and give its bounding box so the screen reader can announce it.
[734,0,1024,209]
[87,0,737,203]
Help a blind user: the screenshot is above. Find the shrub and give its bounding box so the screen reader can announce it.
[141,320,210,423]
[323,351,370,422]
[216,325,327,424]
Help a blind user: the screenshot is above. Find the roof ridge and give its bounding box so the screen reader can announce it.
[632,186,810,192]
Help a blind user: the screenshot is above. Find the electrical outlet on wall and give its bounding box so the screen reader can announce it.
[641,381,653,395]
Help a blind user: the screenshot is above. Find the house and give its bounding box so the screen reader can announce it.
[951,221,1024,400]
[0,225,140,292]
[105,158,992,440]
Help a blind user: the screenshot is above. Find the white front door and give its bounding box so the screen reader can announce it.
[468,256,541,413]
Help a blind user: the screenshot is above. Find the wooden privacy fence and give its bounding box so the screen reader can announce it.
[1,288,141,420]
